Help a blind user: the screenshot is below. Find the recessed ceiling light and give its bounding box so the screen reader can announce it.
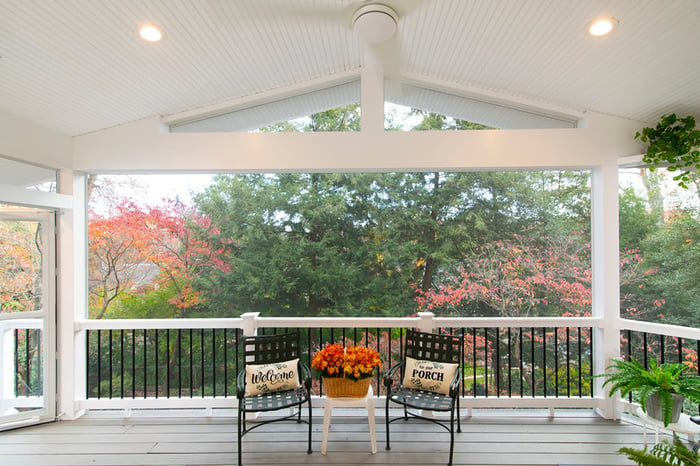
[588,17,618,36]
[139,24,163,42]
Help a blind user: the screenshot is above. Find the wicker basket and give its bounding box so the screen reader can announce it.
[323,376,370,398]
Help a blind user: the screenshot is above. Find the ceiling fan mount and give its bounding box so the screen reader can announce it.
[351,3,398,43]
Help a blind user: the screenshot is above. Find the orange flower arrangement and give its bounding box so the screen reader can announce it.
[312,344,381,381]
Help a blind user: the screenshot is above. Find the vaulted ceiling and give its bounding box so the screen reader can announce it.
[1,0,699,137]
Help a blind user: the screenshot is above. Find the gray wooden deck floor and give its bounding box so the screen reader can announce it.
[0,408,669,466]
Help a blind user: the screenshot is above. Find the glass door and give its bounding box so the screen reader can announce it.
[0,208,56,430]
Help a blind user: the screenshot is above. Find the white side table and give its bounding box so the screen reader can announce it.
[636,407,700,446]
[321,384,377,455]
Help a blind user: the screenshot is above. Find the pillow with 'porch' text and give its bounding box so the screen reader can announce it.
[402,357,458,395]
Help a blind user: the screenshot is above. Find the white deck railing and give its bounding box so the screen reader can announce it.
[73,313,607,413]
[6,313,696,416]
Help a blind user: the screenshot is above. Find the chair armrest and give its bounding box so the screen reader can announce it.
[298,360,313,390]
[383,360,406,388]
[449,367,462,399]
[236,369,246,399]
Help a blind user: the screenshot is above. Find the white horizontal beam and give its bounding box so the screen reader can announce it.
[78,395,599,413]
[74,316,603,332]
[0,183,72,209]
[76,318,243,331]
[619,318,700,341]
[74,116,640,172]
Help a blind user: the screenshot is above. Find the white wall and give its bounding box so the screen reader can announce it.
[0,109,72,169]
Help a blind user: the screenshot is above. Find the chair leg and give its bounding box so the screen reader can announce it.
[307,398,313,454]
[237,406,243,466]
[385,394,391,451]
[457,397,462,433]
[448,407,455,466]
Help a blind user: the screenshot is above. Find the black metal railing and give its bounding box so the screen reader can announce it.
[84,324,595,400]
[14,328,43,397]
[458,326,593,398]
[86,328,242,399]
[622,329,699,369]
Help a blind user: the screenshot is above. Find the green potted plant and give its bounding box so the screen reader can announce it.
[600,357,700,426]
[619,435,698,466]
[635,113,700,189]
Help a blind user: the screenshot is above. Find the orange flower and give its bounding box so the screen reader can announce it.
[312,344,381,381]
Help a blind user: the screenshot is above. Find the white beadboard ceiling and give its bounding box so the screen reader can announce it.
[0,0,699,137]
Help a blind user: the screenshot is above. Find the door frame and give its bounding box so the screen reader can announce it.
[0,209,57,430]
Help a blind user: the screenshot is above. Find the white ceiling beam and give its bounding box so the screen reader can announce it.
[0,183,72,209]
[74,116,640,173]
[162,69,362,128]
[400,73,586,124]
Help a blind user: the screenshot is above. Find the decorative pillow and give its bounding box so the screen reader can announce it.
[402,357,458,395]
[245,358,300,397]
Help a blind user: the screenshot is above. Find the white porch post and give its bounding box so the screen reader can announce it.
[57,170,87,420]
[360,43,385,133]
[591,163,621,419]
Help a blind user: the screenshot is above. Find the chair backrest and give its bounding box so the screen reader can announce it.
[242,332,302,365]
[404,329,461,364]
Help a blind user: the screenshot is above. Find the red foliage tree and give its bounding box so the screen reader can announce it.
[88,200,232,318]
[0,220,42,313]
[416,233,592,317]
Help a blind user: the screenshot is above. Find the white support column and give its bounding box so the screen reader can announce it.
[591,164,621,419]
[241,312,260,337]
[360,43,385,133]
[240,312,260,419]
[57,170,87,420]
[417,312,435,333]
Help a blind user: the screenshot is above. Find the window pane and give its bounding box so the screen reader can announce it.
[619,167,700,327]
[0,219,43,313]
[0,157,56,192]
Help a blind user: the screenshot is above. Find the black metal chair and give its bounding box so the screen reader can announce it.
[384,329,462,466]
[236,332,312,465]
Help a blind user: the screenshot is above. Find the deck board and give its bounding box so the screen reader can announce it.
[0,409,674,465]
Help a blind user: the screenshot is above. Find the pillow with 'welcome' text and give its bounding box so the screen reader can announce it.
[245,358,300,397]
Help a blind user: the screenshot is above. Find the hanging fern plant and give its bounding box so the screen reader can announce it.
[635,113,700,189]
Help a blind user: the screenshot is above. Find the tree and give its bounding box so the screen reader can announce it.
[196,173,383,317]
[416,232,592,318]
[88,205,147,318]
[619,186,660,251]
[640,211,700,326]
[259,104,361,132]
[193,167,595,318]
[0,220,42,313]
[88,200,230,318]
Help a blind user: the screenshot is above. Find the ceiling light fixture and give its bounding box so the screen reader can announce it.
[139,24,163,42]
[588,17,618,36]
[352,4,398,43]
